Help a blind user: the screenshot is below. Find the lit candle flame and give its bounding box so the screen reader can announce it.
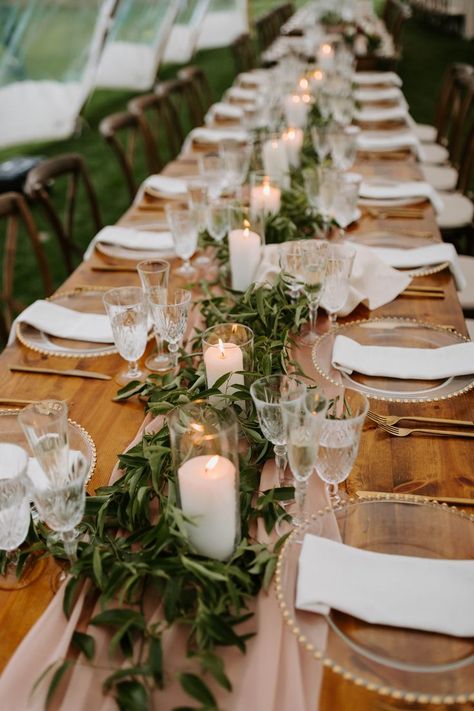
[302,93,311,104]
[217,338,226,359]
[312,69,324,81]
[291,94,300,104]
[205,454,220,473]
[191,423,204,433]
[243,218,250,238]
[321,43,332,55]
[288,129,296,140]
[299,77,309,91]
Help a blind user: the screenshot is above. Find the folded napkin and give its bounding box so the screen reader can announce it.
[359,179,444,213]
[254,243,410,316]
[143,175,187,198]
[332,334,474,379]
[8,300,113,346]
[188,127,249,145]
[353,71,402,87]
[357,131,425,160]
[370,243,466,290]
[354,105,408,123]
[237,70,268,87]
[297,535,474,637]
[84,226,174,261]
[205,102,245,125]
[354,86,403,103]
[226,86,258,103]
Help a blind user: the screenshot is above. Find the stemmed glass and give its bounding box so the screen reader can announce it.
[19,400,90,563]
[329,125,360,171]
[166,205,199,279]
[299,240,329,345]
[322,244,356,329]
[250,375,307,488]
[137,259,172,373]
[332,172,361,229]
[311,124,332,164]
[279,240,304,301]
[283,389,328,532]
[187,179,211,268]
[0,443,31,589]
[219,140,252,193]
[198,154,227,200]
[148,287,191,370]
[103,286,148,385]
[315,389,369,507]
[206,201,231,245]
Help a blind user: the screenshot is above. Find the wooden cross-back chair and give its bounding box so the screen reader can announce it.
[432,63,474,144]
[446,73,474,169]
[177,66,213,128]
[99,111,145,202]
[25,154,102,275]
[230,33,257,74]
[0,192,53,340]
[256,11,278,51]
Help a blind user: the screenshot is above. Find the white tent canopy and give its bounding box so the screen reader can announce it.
[0,0,115,149]
[163,0,211,65]
[197,0,249,49]
[94,0,180,91]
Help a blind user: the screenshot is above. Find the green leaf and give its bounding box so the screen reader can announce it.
[200,651,232,691]
[148,635,163,686]
[116,680,149,711]
[179,673,216,707]
[45,660,71,709]
[72,631,96,661]
[180,555,228,582]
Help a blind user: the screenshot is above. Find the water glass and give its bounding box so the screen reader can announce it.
[148,287,191,369]
[315,389,369,506]
[250,375,307,488]
[137,259,172,373]
[198,154,227,200]
[299,240,329,345]
[279,240,304,300]
[103,286,148,385]
[206,201,231,244]
[332,172,361,228]
[166,205,199,278]
[322,243,356,328]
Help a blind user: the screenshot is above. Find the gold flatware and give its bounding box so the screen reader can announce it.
[10,366,112,381]
[366,208,425,219]
[403,284,444,293]
[368,410,474,428]
[0,398,49,405]
[400,291,444,299]
[377,422,474,439]
[356,490,474,506]
[92,266,138,273]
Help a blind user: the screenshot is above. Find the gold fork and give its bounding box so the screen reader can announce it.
[368,410,474,428]
[377,422,474,439]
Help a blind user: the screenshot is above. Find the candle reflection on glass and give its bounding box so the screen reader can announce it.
[250,175,281,216]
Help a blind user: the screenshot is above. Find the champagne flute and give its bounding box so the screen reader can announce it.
[279,240,304,301]
[311,124,332,163]
[166,205,199,279]
[148,287,191,370]
[103,286,148,385]
[0,443,31,589]
[315,389,368,507]
[299,240,329,345]
[137,259,172,373]
[187,179,211,268]
[322,244,356,329]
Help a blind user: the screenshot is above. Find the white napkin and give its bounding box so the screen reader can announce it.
[254,243,410,315]
[143,175,187,198]
[370,243,466,290]
[359,180,444,213]
[226,86,258,103]
[353,71,402,87]
[205,102,244,125]
[354,105,408,123]
[84,226,174,260]
[188,127,249,145]
[357,131,426,161]
[297,535,474,637]
[8,300,113,346]
[354,86,403,103]
[331,334,474,378]
[237,70,268,87]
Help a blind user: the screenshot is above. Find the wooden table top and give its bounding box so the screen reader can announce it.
[0,140,472,709]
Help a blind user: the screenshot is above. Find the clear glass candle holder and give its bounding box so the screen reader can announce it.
[249,171,282,219]
[168,401,240,561]
[202,323,254,403]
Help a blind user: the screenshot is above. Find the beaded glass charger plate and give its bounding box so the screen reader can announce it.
[0,409,96,485]
[312,317,474,403]
[17,288,117,358]
[276,497,474,705]
[96,241,175,262]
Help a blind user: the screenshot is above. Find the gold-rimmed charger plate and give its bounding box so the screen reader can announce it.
[275,496,474,705]
[17,287,118,359]
[0,409,96,485]
[312,317,474,403]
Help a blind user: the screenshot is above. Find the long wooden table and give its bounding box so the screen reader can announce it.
[0,142,472,709]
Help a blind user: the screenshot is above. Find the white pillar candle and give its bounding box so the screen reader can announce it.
[178,454,237,560]
[282,128,304,167]
[283,93,309,128]
[317,42,335,71]
[204,338,244,394]
[250,177,281,216]
[228,224,261,291]
[262,138,290,189]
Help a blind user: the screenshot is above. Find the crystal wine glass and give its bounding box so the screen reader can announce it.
[19,400,90,563]
[198,154,227,200]
[329,125,360,171]
[148,287,191,370]
[219,139,252,193]
[322,244,356,329]
[279,240,304,301]
[187,179,211,268]
[0,443,31,589]
[282,389,328,532]
[315,389,369,506]
[311,124,332,164]
[166,205,199,279]
[250,375,307,488]
[206,200,231,244]
[137,259,172,373]
[332,172,361,229]
[299,240,329,345]
[103,286,148,385]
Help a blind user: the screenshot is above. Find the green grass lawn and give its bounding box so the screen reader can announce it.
[1,0,473,314]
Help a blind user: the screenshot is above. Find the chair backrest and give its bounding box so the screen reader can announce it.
[177,66,213,127]
[0,192,53,339]
[230,33,256,74]
[25,154,102,274]
[456,120,474,197]
[449,74,474,168]
[99,111,144,202]
[436,64,474,146]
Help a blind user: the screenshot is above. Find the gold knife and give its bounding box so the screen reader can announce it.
[92,266,138,272]
[10,366,112,381]
[356,490,474,506]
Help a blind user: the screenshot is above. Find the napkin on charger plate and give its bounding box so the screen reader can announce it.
[142,175,187,198]
[8,300,114,346]
[297,535,474,637]
[354,105,408,123]
[331,334,474,379]
[205,102,245,125]
[352,71,403,87]
[370,242,466,291]
[254,243,411,316]
[237,70,268,87]
[354,86,404,103]
[225,86,258,104]
[83,226,174,261]
[356,131,426,160]
[359,179,444,213]
[183,127,250,153]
